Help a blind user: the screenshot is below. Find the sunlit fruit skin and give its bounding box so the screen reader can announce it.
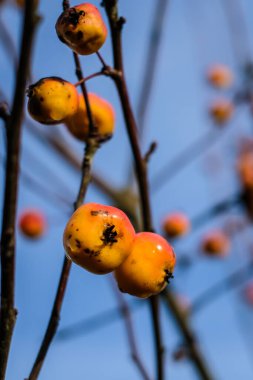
[209,99,234,125]
[63,203,135,274]
[201,230,230,257]
[19,210,46,239]
[27,77,79,125]
[114,232,176,298]
[207,64,233,89]
[65,93,115,142]
[55,3,107,55]
[162,212,190,238]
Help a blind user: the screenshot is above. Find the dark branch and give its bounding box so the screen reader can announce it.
[103,2,164,379]
[0,1,39,379]
[111,280,152,380]
[162,290,214,380]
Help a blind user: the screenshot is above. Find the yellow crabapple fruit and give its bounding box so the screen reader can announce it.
[114,232,176,298]
[201,230,230,257]
[209,99,234,125]
[63,203,135,274]
[55,3,107,55]
[207,64,233,89]
[27,77,79,125]
[162,212,190,239]
[19,209,46,239]
[65,93,115,142]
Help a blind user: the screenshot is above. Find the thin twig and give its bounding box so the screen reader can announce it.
[110,279,152,380]
[137,0,169,138]
[0,13,18,71]
[103,2,164,379]
[74,70,104,87]
[191,260,253,315]
[151,129,221,194]
[161,289,214,380]
[0,1,39,379]
[57,299,143,340]
[191,193,242,231]
[0,152,71,211]
[220,0,252,66]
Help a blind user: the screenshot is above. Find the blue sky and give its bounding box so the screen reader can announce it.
[1,0,253,379]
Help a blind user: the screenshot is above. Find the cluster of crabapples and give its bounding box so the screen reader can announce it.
[25,3,177,298]
[27,3,114,142]
[63,203,176,298]
[162,211,230,257]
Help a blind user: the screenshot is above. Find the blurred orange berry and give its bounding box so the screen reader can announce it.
[19,210,46,239]
[56,3,107,55]
[162,212,190,239]
[65,93,115,142]
[63,203,135,274]
[209,99,234,125]
[201,230,230,257]
[207,64,233,89]
[243,282,253,306]
[27,77,79,125]
[114,232,176,298]
[237,151,253,189]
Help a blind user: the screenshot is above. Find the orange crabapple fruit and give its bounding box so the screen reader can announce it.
[65,92,115,142]
[209,99,234,125]
[63,203,135,274]
[162,212,190,239]
[114,232,176,298]
[27,77,79,125]
[19,209,46,239]
[207,64,233,89]
[201,230,230,257]
[55,3,107,55]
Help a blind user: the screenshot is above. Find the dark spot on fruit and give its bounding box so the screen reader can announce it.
[68,234,72,239]
[67,8,84,26]
[90,210,109,216]
[76,31,83,40]
[71,223,73,226]
[40,97,44,102]
[68,94,71,98]
[83,248,100,257]
[131,259,136,265]
[76,228,79,231]
[75,239,81,248]
[164,269,174,284]
[65,30,74,38]
[101,224,118,245]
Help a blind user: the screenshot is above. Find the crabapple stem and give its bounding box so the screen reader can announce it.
[74,71,105,87]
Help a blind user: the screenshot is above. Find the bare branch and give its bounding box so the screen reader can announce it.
[103,2,164,379]
[111,279,152,380]
[0,1,39,378]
